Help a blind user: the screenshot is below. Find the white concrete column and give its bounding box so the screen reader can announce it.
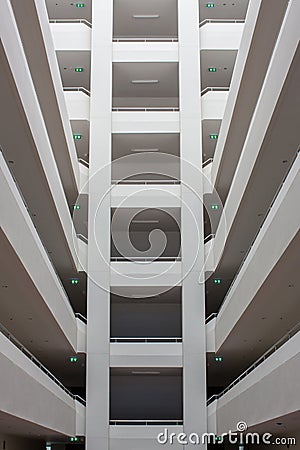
[178,0,207,445]
[86,1,113,449]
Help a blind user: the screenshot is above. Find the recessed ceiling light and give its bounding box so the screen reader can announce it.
[130,148,159,152]
[131,371,161,375]
[132,14,160,19]
[132,220,159,224]
[131,80,159,84]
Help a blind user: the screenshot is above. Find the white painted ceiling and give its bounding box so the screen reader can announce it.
[111,286,181,302]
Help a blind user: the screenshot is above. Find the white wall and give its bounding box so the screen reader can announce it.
[209,332,300,435]
[111,185,181,209]
[111,112,180,133]
[110,343,182,367]
[201,91,229,120]
[50,22,91,51]
[110,261,182,287]
[113,42,178,62]
[200,23,244,50]
[64,91,90,121]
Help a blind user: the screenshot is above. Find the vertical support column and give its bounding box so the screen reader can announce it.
[178,0,207,446]
[86,2,113,449]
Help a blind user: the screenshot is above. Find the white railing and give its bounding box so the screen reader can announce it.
[199,19,245,28]
[49,18,92,28]
[111,256,181,262]
[201,86,230,96]
[204,233,215,244]
[110,419,183,426]
[78,158,89,168]
[77,233,88,244]
[112,106,179,112]
[202,158,213,168]
[207,322,300,405]
[205,313,217,324]
[0,322,86,406]
[75,313,87,325]
[110,337,182,343]
[111,179,180,185]
[113,36,178,42]
[64,86,90,96]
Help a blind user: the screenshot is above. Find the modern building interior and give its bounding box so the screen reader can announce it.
[0,0,299,449]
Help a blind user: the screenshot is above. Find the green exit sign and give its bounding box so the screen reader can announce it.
[73,204,81,210]
[211,204,219,210]
[215,356,223,362]
[76,3,85,7]
[206,3,215,7]
[69,357,79,363]
[75,67,84,72]
[208,67,217,72]
[73,134,82,140]
[210,134,218,140]
[213,278,222,285]
[70,436,79,442]
[71,278,80,285]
